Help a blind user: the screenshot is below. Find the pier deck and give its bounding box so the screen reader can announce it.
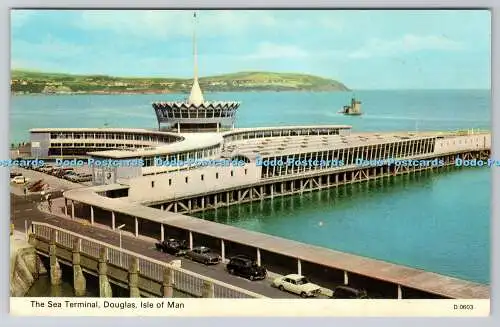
[63,185,489,299]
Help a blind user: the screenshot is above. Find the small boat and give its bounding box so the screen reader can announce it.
[339,97,363,116]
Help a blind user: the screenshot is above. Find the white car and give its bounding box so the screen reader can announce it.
[11,176,30,184]
[272,274,322,298]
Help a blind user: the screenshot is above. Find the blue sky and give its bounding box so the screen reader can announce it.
[10,9,491,90]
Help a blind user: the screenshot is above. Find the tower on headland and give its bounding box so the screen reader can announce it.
[152,11,241,133]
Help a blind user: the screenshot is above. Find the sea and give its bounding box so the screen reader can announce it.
[10,90,491,295]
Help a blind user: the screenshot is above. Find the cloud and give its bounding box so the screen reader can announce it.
[348,34,464,59]
[243,42,310,60]
[74,10,278,39]
[10,10,34,28]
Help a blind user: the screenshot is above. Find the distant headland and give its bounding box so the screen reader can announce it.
[10,69,350,95]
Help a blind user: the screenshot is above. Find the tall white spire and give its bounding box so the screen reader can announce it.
[188,11,204,106]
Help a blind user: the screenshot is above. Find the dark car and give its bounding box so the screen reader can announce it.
[155,238,189,256]
[185,246,221,265]
[330,285,368,299]
[226,255,267,281]
[10,172,22,178]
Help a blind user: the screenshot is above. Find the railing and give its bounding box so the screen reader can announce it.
[31,222,267,299]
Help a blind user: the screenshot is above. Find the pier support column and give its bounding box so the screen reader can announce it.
[201,197,205,209]
[98,247,113,297]
[134,217,139,237]
[161,204,164,211]
[64,198,68,216]
[189,231,193,250]
[111,211,116,230]
[256,248,261,266]
[49,230,62,286]
[160,224,165,242]
[162,267,174,297]
[397,284,403,299]
[177,123,180,134]
[270,185,274,199]
[28,234,44,279]
[297,259,302,275]
[221,240,225,262]
[72,238,86,296]
[71,201,75,219]
[343,271,349,285]
[129,258,140,298]
[202,280,214,298]
[90,206,94,225]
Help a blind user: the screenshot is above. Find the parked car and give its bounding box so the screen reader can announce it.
[11,176,30,184]
[185,246,221,265]
[272,274,322,298]
[52,167,73,177]
[330,285,368,299]
[40,165,55,173]
[226,255,267,281]
[10,172,22,178]
[155,238,189,256]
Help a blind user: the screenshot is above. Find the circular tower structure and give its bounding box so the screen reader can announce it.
[152,12,241,133]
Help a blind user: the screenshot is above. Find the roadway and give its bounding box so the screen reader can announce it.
[11,194,322,299]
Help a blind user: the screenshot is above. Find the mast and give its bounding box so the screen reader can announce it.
[188,11,204,106]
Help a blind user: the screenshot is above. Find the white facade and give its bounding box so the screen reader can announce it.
[433,134,491,154]
[127,163,262,203]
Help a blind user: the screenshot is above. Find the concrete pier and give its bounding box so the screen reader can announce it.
[72,238,86,296]
[98,247,112,297]
[128,257,140,298]
[49,230,62,285]
[161,267,174,297]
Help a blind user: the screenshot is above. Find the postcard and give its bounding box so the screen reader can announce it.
[8,9,491,316]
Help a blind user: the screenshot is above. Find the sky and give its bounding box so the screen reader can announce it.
[10,9,491,90]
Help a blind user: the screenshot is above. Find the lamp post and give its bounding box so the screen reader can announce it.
[117,224,125,266]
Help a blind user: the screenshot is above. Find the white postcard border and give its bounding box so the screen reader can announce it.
[1,1,499,326]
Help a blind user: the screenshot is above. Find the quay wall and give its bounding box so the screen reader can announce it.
[30,222,267,299]
[10,231,47,296]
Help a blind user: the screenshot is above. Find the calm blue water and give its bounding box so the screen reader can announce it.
[10,90,491,284]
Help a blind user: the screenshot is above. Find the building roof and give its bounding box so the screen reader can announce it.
[223,125,352,135]
[29,127,182,138]
[87,132,223,158]
[223,132,438,159]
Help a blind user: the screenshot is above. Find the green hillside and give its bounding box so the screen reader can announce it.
[11,69,350,94]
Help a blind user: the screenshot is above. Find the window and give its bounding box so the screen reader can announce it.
[151,181,155,188]
[216,172,219,179]
[169,179,172,186]
[244,168,248,175]
[231,170,234,177]
[185,177,188,183]
[201,174,204,181]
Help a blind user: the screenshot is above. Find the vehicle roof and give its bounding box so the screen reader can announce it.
[230,254,254,261]
[284,274,305,280]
